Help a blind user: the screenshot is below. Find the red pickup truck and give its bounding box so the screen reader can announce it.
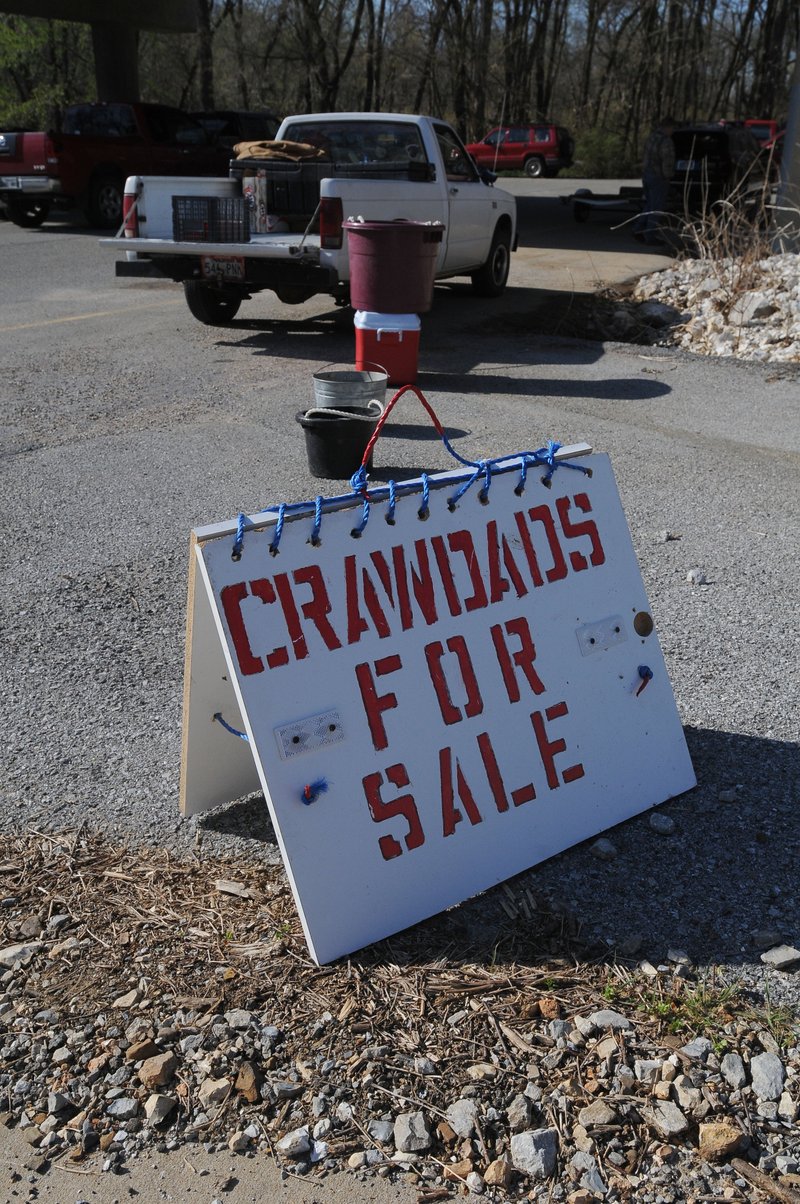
[0,102,232,229]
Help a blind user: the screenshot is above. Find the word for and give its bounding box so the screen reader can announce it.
[354,614,545,751]
[362,701,585,860]
[221,493,605,677]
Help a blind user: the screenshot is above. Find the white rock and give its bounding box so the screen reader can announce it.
[197,1076,231,1109]
[510,1128,558,1179]
[446,1097,478,1138]
[589,837,617,861]
[144,1094,176,1125]
[394,1111,431,1153]
[750,1052,785,1101]
[277,1126,310,1157]
[0,942,43,968]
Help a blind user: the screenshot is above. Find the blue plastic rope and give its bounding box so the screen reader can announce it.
[418,472,430,519]
[270,503,286,556]
[227,442,589,559]
[231,512,250,560]
[478,461,493,504]
[213,712,249,742]
[351,493,370,538]
[386,479,397,525]
[309,495,323,546]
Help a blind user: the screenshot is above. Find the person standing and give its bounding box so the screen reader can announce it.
[635,116,677,245]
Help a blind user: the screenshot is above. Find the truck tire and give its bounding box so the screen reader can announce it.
[524,156,545,179]
[6,196,51,227]
[183,280,242,325]
[86,174,124,229]
[471,225,512,297]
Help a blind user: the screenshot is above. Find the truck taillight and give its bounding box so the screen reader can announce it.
[319,196,343,249]
[122,190,138,237]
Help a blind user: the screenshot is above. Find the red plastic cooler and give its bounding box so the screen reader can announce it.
[354,311,421,385]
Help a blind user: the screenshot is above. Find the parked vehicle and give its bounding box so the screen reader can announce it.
[671,123,766,212]
[465,123,574,178]
[102,112,518,325]
[191,109,280,151]
[719,118,782,146]
[0,102,232,229]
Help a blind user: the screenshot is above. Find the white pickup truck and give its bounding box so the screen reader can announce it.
[102,112,518,325]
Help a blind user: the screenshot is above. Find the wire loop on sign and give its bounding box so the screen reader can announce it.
[301,778,328,805]
[221,385,590,556]
[270,503,286,556]
[214,712,249,742]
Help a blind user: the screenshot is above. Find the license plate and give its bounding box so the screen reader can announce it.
[675,159,697,171]
[201,256,245,281]
[0,176,20,189]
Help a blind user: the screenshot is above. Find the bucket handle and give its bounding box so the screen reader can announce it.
[303,399,384,421]
[315,361,387,379]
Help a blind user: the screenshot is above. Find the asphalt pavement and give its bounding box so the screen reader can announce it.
[1,178,799,1201]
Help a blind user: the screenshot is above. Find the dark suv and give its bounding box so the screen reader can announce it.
[670,123,766,212]
[465,123,574,177]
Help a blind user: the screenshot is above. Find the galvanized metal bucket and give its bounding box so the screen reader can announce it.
[311,362,387,411]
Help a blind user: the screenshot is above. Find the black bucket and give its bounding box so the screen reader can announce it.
[296,404,382,479]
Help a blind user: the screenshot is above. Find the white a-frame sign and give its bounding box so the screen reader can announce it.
[181,445,695,965]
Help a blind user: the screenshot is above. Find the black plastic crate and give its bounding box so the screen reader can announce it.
[172,195,250,243]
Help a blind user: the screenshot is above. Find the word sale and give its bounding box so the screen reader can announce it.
[355,613,585,860]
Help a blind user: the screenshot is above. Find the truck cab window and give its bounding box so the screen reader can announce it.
[434,125,478,181]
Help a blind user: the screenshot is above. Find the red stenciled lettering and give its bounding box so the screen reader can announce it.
[491,617,546,703]
[513,509,544,587]
[477,731,509,812]
[345,554,369,644]
[292,565,342,651]
[391,540,438,631]
[431,535,462,617]
[345,556,391,642]
[447,529,488,612]
[273,572,308,661]
[221,582,263,676]
[250,578,291,669]
[363,762,425,860]
[530,700,585,789]
[527,504,568,583]
[556,493,606,570]
[355,654,402,750]
[440,747,483,837]
[425,636,484,725]
[369,550,395,609]
[486,520,528,604]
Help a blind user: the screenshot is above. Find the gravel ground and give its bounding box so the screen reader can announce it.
[1,222,799,1200]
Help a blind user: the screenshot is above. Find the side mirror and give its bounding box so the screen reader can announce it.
[478,165,497,185]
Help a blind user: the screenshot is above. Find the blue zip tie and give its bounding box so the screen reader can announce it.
[270,503,286,556]
[418,472,430,519]
[213,712,249,741]
[301,778,328,805]
[386,479,397,525]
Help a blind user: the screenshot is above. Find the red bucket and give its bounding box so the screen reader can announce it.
[343,220,444,313]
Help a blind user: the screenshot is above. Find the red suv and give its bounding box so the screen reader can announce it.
[465,123,574,177]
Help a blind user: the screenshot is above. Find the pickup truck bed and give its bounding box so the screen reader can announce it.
[103,113,518,324]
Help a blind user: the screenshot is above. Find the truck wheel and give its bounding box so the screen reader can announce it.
[184,280,242,325]
[275,286,315,305]
[471,226,512,297]
[524,156,545,178]
[86,174,124,229]
[6,196,51,227]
